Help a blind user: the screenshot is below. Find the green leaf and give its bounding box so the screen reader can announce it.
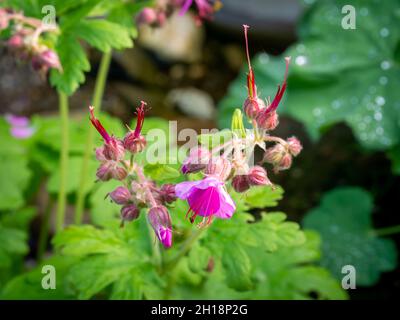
[218,0,400,155]
[76,19,133,52]
[53,225,128,257]
[249,231,348,299]
[0,225,28,269]
[1,256,77,299]
[222,245,253,291]
[243,185,284,209]
[50,33,90,95]
[0,207,36,231]
[303,187,398,286]
[0,154,31,210]
[144,163,180,182]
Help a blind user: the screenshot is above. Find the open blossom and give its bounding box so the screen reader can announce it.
[175,176,236,225]
[6,114,35,139]
[179,0,219,22]
[148,206,173,248]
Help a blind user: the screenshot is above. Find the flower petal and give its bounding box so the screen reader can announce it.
[214,185,236,219]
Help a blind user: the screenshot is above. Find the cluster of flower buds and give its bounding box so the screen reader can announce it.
[136,0,221,27]
[0,8,61,77]
[90,101,176,248]
[173,25,302,226]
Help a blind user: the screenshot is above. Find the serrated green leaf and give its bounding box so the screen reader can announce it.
[50,33,90,95]
[303,187,398,286]
[222,245,253,291]
[243,185,284,209]
[144,163,180,182]
[76,19,133,52]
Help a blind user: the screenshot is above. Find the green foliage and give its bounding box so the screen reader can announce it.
[144,163,181,183]
[303,187,398,286]
[218,0,400,171]
[3,0,143,95]
[0,120,32,210]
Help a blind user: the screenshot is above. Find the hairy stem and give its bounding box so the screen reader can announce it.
[74,50,112,224]
[55,92,69,232]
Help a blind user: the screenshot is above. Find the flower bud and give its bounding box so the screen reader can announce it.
[256,110,279,131]
[287,136,302,156]
[103,138,125,161]
[232,175,251,193]
[263,144,292,172]
[96,163,113,181]
[248,166,272,186]
[123,132,147,154]
[121,204,140,222]
[243,97,265,119]
[160,184,177,204]
[0,10,9,31]
[181,146,210,174]
[7,34,24,50]
[148,206,172,248]
[38,49,62,70]
[205,157,232,181]
[111,166,128,180]
[95,147,107,161]
[109,186,131,205]
[136,7,158,25]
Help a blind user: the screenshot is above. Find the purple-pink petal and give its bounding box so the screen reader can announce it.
[10,126,35,139]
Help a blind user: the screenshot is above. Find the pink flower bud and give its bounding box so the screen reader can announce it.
[96,163,113,181]
[95,147,107,161]
[160,184,177,204]
[205,157,232,181]
[156,11,167,26]
[256,110,279,131]
[232,175,251,193]
[0,9,9,31]
[263,144,292,172]
[109,186,131,205]
[111,166,128,180]
[243,97,265,119]
[123,133,147,154]
[148,206,172,248]
[136,7,158,25]
[287,136,302,156]
[181,146,211,174]
[121,204,140,222]
[7,34,24,49]
[103,138,125,161]
[248,166,272,186]
[39,49,62,70]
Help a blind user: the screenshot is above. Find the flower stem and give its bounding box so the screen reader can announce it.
[372,224,400,237]
[37,198,54,262]
[55,92,69,232]
[74,50,112,224]
[164,227,206,271]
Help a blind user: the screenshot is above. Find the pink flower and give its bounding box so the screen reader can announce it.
[179,0,217,22]
[148,206,173,248]
[6,114,35,139]
[175,176,236,224]
[123,101,147,154]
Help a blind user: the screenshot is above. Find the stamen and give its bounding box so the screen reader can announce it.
[134,100,147,138]
[89,106,111,143]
